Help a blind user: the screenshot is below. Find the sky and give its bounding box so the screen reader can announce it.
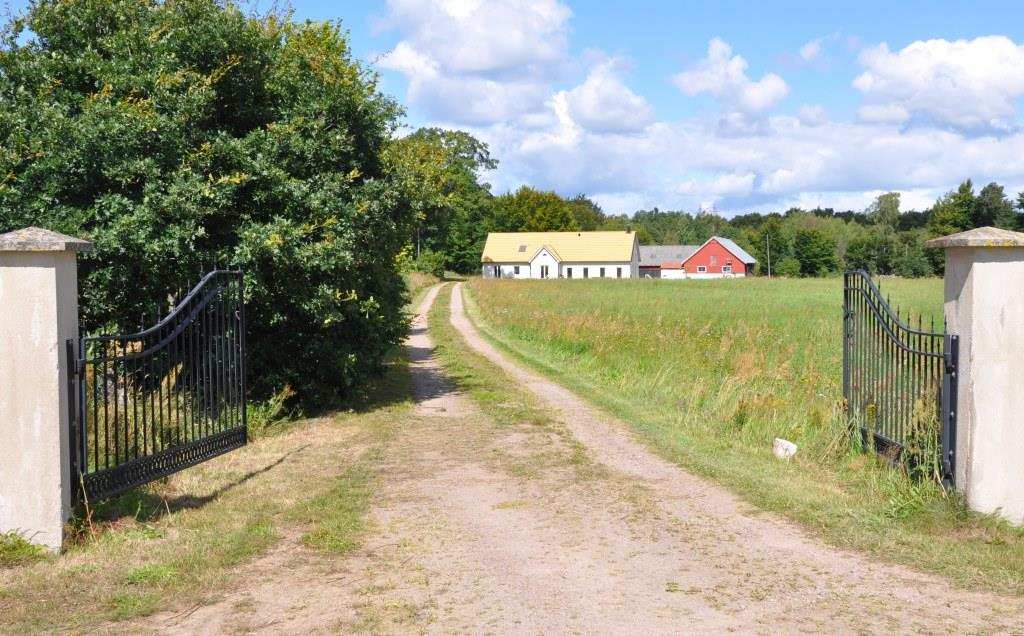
[8,0,1024,216]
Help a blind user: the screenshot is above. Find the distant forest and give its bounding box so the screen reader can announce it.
[403,128,1022,278]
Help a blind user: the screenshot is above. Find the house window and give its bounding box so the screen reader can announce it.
[697,266,707,273]
[710,255,717,265]
[617,267,622,278]
[514,265,520,275]
[722,265,733,274]
[599,267,605,277]
[567,268,573,278]
[583,267,589,278]
[540,265,549,279]
[518,244,527,253]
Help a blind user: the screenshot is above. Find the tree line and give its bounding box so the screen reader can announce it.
[401,125,1023,278]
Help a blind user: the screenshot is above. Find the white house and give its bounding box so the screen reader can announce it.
[481,231,639,279]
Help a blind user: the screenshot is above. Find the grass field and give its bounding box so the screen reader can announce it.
[464,276,1024,595]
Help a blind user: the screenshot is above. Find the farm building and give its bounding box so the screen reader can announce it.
[481,231,639,279]
[638,237,756,279]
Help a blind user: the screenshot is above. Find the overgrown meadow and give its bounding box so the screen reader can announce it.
[465,276,1024,593]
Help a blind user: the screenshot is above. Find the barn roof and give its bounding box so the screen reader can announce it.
[638,245,698,267]
[481,231,637,263]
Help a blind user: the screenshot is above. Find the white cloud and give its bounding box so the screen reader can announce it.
[857,103,909,124]
[797,105,827,126]
[799,39,823,61]
[854,36,1024,129]
[378,7,1024,215]
[560,59,653,133]
[673,38,789,113]
[476,114,1024,214]
[378,0,573,124]
[677,173,756,197]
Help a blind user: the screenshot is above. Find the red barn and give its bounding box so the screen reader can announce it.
[638,237,756,279]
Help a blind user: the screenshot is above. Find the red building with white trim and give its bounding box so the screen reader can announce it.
[638,237,757,279]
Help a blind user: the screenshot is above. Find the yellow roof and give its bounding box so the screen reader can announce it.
[481,231,637,263]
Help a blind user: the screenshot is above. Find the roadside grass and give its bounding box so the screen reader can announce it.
[463,276,1024,596]
[0,534,49,570]
[404,271,442,305]
[0,357,410,632]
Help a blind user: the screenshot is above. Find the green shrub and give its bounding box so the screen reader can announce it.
[774,256,802,277]
[413,249,446,278]
[0,532,48,568]
[0,1,415,405]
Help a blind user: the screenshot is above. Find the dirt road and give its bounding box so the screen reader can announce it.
[147,283,1024,634]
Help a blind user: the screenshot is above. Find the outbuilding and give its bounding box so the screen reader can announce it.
[638,237,756,279]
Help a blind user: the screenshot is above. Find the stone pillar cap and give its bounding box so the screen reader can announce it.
[0,226,93,252]
[925,226,1024,249]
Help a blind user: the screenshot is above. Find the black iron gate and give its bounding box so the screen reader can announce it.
[67,270,247,503]
[843,270,958,484]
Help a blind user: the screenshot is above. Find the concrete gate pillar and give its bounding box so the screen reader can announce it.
[0,227,92,551]
[926,226,1024,524]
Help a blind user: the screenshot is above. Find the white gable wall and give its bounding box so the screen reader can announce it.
[529,248,559,279]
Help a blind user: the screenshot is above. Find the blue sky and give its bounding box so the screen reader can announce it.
[7,0,1024,215]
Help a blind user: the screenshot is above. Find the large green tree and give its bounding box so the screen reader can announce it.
[866,192,900,231]
[387,127,496,273]
[0,0,415,405]
[975,182,1016,229]
[495,186,578,232]
[792,228,838,276]
[929,180,975,237]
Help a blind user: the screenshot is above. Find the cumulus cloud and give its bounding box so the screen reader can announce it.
[857,103,909,124]
[378,0,573,123]
[673,38,789,113]
[479,114,1024,213]
[797,105,827,126]
[559,59,653,133]
[853,35,1024,130]
[377,5,1024,215]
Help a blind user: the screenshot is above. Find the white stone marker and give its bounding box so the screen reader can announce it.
[926,226,1024,525]
[0,227,92,551]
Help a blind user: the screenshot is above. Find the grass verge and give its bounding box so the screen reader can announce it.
[462,277,1024,596]
[0,357,409,632]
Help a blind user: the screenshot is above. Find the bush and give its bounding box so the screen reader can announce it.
[413,249,446,278]
[774,256,802,277]
[0,1,415,405]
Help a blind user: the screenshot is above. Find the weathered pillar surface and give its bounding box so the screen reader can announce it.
[0,227,92,551]
[926,226,1024,524]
